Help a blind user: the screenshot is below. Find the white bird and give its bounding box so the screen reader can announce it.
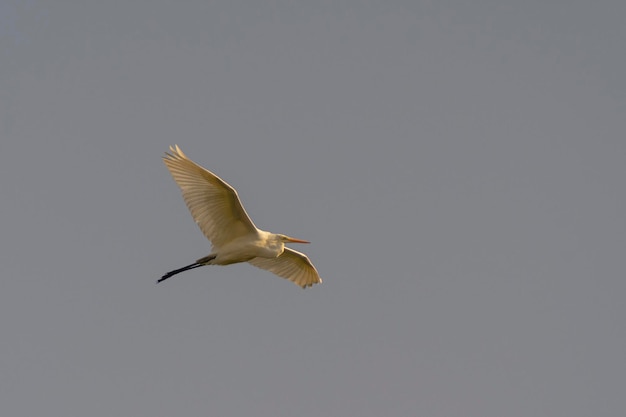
[158,145,322,288]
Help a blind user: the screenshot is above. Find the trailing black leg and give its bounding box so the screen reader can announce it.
[157,255,217,283]
[158,262,204,283]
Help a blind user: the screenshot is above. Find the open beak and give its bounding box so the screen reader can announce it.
[286,236,310,244]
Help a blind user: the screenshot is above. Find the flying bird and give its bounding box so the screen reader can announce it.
[159,145,322,288]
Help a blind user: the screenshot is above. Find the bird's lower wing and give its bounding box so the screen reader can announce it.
[248,248,322,288]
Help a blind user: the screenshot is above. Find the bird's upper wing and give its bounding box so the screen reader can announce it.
[163,145,258,248]
[248,248,323,288]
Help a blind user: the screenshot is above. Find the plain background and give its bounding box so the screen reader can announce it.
[1,1,625,416]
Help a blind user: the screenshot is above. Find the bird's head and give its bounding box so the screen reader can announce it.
[277,234,310,244]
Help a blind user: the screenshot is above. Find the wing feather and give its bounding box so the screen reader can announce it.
[163,145,258,248]
[248,248,322,288]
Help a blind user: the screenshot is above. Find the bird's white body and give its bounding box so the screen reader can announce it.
[159,145,322,288]
[208,231,283,265]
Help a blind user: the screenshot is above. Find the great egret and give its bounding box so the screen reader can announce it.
[158,145,322,288]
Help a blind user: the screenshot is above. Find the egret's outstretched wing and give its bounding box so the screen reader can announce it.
[163,145,258,248]
[248,248,322,288]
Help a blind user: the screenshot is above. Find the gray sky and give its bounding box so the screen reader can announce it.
[1,1,625,416]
